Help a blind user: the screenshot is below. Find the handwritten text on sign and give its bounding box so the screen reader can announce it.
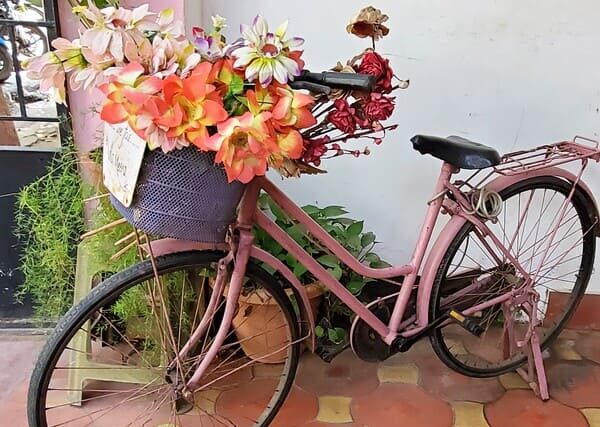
[103,123,146,207]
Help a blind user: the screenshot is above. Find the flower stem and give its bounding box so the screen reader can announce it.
[326,124,396,144]
[313,103,335,119]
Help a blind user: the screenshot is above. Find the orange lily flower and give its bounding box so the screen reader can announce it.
[206,110,277,183]
[160,61,229,149]
[271,86,316,130]
[99,62,163,125]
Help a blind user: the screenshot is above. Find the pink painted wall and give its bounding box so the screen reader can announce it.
[58,0,185,154]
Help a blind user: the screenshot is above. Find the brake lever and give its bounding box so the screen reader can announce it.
[289,80,332,95]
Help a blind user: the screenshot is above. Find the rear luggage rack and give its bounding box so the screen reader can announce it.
[494,136,600,176]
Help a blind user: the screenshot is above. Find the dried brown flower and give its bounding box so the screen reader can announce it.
[346,6,390,41]
[328,62,357,100]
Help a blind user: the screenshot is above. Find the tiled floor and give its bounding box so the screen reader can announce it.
[2,330,600,426]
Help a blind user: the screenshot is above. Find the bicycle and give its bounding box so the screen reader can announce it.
[0,0,48,58]
[27,72,600,426]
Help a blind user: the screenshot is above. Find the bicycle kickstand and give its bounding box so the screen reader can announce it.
[513,292,550,400]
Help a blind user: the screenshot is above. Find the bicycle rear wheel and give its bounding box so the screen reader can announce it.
[28,251,301,427]
[429,176,596,377]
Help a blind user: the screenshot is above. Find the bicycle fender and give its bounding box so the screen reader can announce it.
[416,166,600,327]
[250,246,317,352]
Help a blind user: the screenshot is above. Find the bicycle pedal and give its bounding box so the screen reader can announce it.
[449,310,484,337]
[175,396,194,415]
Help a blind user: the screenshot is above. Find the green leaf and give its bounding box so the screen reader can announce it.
[270,243,284,256]
[287,224,306,245]
[361,232,376,248]
[227,74,244,95]
[364,252,381,263]
[332,217,355,225]
[347,235,362,252]
[284,253,299,268]
[328,265,343,280]
[321,206,348,218]
[302,204,321,215]
[328,327,348,344]
[346,279,366,295]
[371,260,392,268]
[258,193,269,210]
[317,254,339,268]
[315,325,325,338]
[292,262,308,279]
[267,197,287,222]
[347,221,364,237]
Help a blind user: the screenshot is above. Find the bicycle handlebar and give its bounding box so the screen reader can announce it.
[290,70,375,94]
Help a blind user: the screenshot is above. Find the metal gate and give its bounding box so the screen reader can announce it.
[0,0,66,324]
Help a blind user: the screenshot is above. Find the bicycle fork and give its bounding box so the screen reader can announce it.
[166,228,254,404]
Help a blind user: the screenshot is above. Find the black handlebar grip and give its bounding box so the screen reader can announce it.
[289,80,332,95]
[299,71,375,91]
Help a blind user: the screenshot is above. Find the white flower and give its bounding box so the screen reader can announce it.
[211,14,227,31]
[232,15,304,87]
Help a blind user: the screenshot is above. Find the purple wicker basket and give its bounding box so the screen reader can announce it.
[111,148,245,243]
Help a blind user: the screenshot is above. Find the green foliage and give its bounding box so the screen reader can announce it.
[109,269,202,364]
[77,0,120,8]
[254,193,390,345]
[14,135,140,322]
[85,196,139,274]
[14,143,86,321]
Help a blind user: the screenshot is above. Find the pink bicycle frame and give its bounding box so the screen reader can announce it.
[156,139,600,392]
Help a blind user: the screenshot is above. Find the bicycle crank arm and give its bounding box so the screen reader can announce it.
[393,313,451,353]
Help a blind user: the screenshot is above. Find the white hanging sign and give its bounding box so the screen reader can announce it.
[102,122,146,207]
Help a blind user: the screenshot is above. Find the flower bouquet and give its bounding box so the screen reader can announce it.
[25,3,407,241]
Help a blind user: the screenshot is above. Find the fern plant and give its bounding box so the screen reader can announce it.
[14,142,85,321]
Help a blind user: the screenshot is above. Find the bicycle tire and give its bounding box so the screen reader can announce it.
[429,176,596,377]
[17,24,47,57]
[28,250,301,427]
[0,45,11,81]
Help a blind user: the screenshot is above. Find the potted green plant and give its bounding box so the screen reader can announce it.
[233,193,389,363]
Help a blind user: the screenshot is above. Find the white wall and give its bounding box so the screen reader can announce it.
[198,0,600,292]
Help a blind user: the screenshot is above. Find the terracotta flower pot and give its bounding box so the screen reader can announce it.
[233,283,323,364]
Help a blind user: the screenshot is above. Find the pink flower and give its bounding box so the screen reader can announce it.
[327,99,356,134]
[69,47,114,91]
[362,92,395,121]
[357,51,394,93]
[24,52,66,104]
[80,3,158,64]
[302,136,330,166]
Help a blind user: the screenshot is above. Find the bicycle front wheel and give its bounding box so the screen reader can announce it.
[28,251,301,427]
[16,25,47,58]
[429,176,596,377]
